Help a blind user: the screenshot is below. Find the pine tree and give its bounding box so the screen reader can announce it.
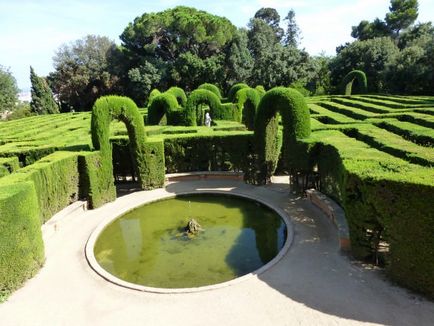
[284,9,300,47]
[30,66,59,114]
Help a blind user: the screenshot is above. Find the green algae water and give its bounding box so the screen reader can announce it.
[94,194,286,288]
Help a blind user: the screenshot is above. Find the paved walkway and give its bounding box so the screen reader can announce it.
[1,178,433,325]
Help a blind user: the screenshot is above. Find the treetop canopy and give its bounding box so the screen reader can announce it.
[120,6,237,60]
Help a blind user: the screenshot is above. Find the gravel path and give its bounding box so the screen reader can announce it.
[1,177,433,326]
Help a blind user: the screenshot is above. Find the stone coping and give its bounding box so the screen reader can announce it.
[165,171,244,182]
[305,189,351,251]
[85,189,294,294]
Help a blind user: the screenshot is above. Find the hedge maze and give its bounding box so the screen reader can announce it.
[0,84,433,300]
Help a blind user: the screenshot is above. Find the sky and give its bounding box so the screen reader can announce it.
[1,0,434,93]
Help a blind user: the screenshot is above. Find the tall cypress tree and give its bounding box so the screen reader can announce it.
[30,66,59,114]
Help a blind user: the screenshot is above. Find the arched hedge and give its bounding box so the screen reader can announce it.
[184,89,221,126]
[147,89,161,107]
[91,95,163,189]
[253,87,311,184]
[198,83,222,98]
[342,70,368,95]
[227,83,249,102]
[255,85,266,97]
[166,86,187,107]
[234,87,261,130]
[148,93,179,125]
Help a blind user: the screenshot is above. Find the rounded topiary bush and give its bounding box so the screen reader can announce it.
[227,83,249,102]
[253,87,310,184]
[148,93,179,125]
[198,83,222,99]
[166,86,187,107]
[184,89,221,126]
[342,70,368,95]
[234,88,261,130]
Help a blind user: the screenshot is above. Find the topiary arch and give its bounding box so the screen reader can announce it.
[166,86,187,107]
[198,83,222,98]
[184,89,221,126]
[253,87,310,184]
[91,95,162,189]
[342,70,367,95]
[227,83,249,102]
[147,93,179,125]
[234,87,261,130]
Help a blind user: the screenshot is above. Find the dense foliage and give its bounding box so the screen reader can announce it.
[30,66,59,114]
[0,65,19,113]
[49,35,118,111]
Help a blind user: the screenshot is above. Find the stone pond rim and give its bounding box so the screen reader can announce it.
[85,190,294,294]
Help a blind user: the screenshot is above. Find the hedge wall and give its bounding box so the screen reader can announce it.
[0,151,80,224]
[164,133,254,173]
[253,87,310,184]
[78,151,116,209]
[0,182,44,300]
[342,70,368,95]
[307,129,434,298]
[198,83,222,98]
[0,156,20,178]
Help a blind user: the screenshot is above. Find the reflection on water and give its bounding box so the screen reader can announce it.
[94,194,286,288]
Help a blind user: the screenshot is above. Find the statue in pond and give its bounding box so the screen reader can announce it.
[174,218,204,240]
[185,218,203,235]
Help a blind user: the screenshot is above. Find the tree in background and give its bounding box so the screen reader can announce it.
[254,7,284,41]
[351,19,390,41]
[30,66,59,114]
[385,33,434,94]
[119,6,236,101]
[385,0,419,37]
[283,9,300,47]
[0,65,19,112]
[49,35,118,111]
[330,37,399,93]
[224,28,253,88]
[248,8,314,90]
[351,0,419,41]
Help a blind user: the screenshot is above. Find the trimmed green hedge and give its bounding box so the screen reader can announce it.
[253,87,311,184]
[306,129,434,298]
[0,151,80,223]
[255,85,266,96]
[0,182,44,300]
[227,83,249,102]
[164,133,254,173]
[234,88,261,130]
[342,70,368,95]
[78,151,116,209]
[0,157,20,177]
[166,86,187,107]
[111,138,165,190]
[147,89,161,107]
[198,83,222,98]
[148,93,178,125]
[92,95,163,189]
[184,89,221,126]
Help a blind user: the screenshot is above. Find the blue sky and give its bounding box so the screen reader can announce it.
[1,0,434,92]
